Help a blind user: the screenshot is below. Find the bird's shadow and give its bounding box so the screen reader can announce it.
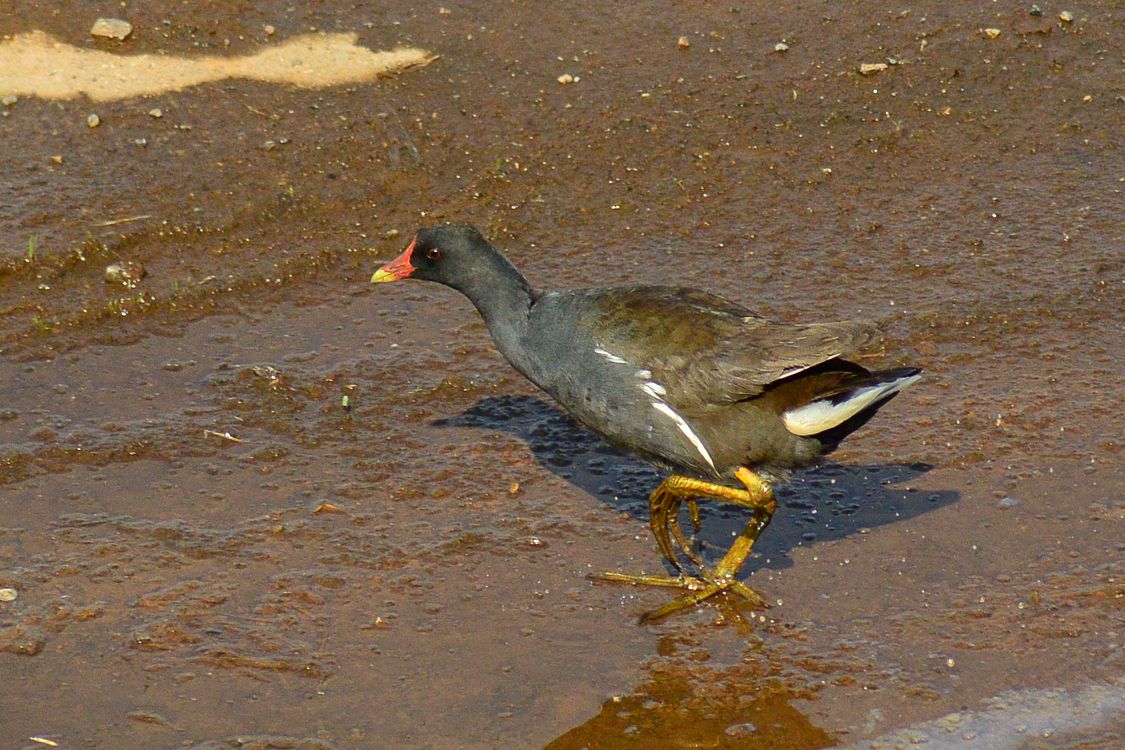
[432,395,957,573]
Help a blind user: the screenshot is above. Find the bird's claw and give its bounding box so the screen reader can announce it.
[600,472,776,624]
[591,567,768,623]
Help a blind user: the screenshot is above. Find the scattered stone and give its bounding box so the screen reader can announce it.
[677,36,690,49]
[147,107,163,118]
[264,24,276,36]
[90,17,133,41]
[557,73,577,84]
[774,42,789,53]
[127,711,178,729]
[438,7,452,14]
[1,95,16,106]
[998,496,1020,509]
[0,624,44,655]
[1029,4,1042,16]
[104,260,146,286]
[86,113,101,128]
[725,722,758,738]
[0,588,17,602]
[384,228,399,239]
[1058,10,1073,23]
[983,28,1002,39]
[859,62,889,75]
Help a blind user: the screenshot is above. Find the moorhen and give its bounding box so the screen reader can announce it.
[373,225,921,622]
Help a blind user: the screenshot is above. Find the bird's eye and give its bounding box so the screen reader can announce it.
[425,247,442,261]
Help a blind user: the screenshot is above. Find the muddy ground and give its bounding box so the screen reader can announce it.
[1,2,1122,749]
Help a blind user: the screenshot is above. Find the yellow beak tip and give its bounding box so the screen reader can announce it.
[371,269,394,283]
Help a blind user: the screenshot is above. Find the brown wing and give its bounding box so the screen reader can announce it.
[575,286,881,408]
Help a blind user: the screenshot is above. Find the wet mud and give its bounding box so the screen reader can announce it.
[1,2,1122,748]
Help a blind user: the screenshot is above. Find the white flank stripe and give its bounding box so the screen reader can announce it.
[641,382,667,398]
[635,369,652,379]
[594,347,628,364]
[783,373,921,436]
[778,363,814,379]
[652,401,716,471]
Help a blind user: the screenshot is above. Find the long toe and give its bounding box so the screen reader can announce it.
[726,579,768,609]
[589,571,698,589]
[638,583,723,624]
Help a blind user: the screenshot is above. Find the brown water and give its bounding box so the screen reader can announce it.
[1,2,1122,748]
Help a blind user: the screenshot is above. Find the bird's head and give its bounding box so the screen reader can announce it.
[371,224,492,288]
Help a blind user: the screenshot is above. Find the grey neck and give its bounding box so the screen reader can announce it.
[452,251,536,366]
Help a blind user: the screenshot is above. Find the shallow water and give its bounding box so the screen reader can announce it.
[1,2,1122,748]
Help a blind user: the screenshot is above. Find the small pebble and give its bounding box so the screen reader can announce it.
[1,95,16,106]
[998,496,1020,509]
[557,73,577,84]
[1029,4,1042,16]
[725,722,758,738]
[104,260,146,286]
[859,62,889,75]
[86,113,101,128]
[90,17,133,40]
[1058,10,1073,22]
[147,108,163,118]
[677,36,690,49]
[0,588,17,602]
[983,28,1002,39]
[774,42,789,53]
[264,24,276,36]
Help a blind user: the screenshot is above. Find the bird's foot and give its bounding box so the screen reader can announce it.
[590,568,767,624]
[598,470,777,624]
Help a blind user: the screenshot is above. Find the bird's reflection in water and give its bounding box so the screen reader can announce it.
[542,635,836,749]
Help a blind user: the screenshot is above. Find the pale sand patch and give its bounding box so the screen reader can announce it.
[0,30,435,102]
[837,682,1125,750]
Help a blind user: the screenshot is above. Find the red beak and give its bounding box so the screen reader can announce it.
[371,238,417,283]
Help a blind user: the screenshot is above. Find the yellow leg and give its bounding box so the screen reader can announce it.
[591,467,777,623]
